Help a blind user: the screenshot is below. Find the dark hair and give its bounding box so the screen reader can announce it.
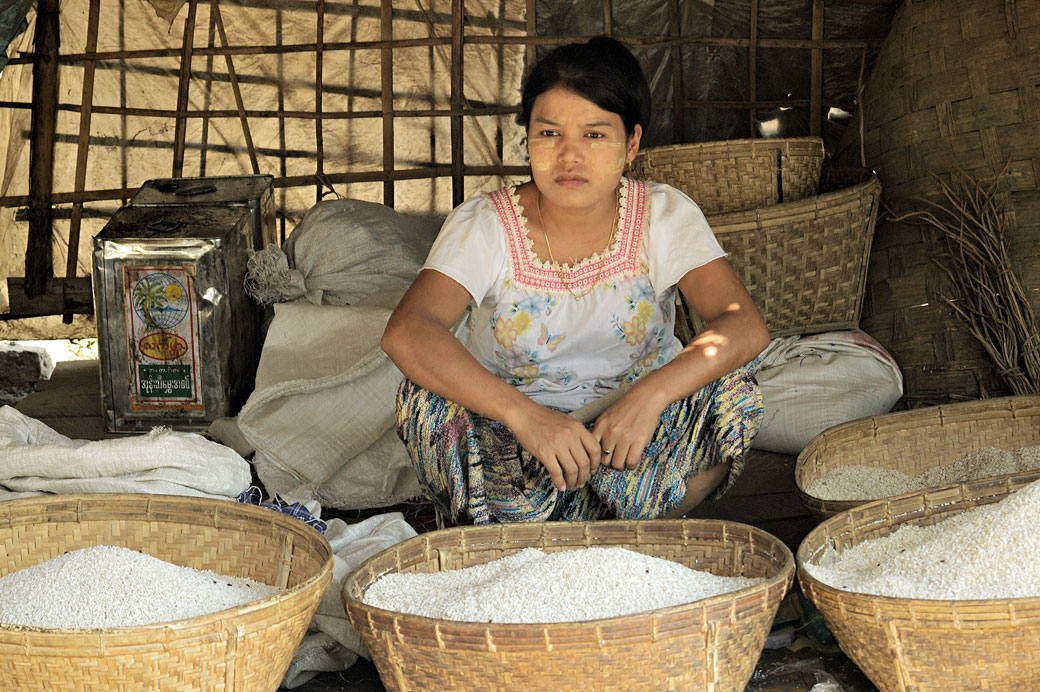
[518,37,651,137]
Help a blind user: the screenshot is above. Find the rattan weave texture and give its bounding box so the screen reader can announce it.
[344,519,794,692]
[703,171,881,337]
[795,395,1040,518]
[797,469,1040,692]
[0,493,333,692]
[629,137,824,215]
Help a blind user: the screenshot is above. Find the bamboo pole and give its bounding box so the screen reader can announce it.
[525,0,536,74]
[450,0,464,207]
[316,0,326,203]
[199,7,217,175]
[64,0,100,322]
[212,0,260,174]
[4,33,884,69]
[276,7,287,243]
[1,165,533,209]
[381,0,394,207]
[25,0,60,298]
[172,0,198,176]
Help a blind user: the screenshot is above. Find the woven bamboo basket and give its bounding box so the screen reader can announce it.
[797,469,1040,692]
[628,137,824,215]
[0,493,333,691]
[343,519,794,692]
[795,395,1040,519]
[695,169,881,337]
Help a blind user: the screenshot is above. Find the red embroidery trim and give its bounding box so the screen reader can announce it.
[490,179,646,293]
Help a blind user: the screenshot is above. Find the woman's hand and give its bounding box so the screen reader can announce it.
[507,403,602,491]
[591,385,668,470]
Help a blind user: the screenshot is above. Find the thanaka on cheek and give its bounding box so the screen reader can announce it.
[528,139,555,171]
[589,141,626,173]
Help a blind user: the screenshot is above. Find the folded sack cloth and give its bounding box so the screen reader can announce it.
[0,406,252,501]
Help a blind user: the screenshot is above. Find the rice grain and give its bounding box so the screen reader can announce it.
[805,445,1040,501]
[806,476,1040,600]
[0,545,281,629]
[362,546,764,623]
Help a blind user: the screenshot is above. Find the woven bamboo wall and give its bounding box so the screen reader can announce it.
[846,0,1040,404]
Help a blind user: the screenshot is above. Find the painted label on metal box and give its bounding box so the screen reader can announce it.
[123,265,204,410]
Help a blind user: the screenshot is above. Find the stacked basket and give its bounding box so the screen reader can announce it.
[629,137,881,338]
[797,469,1040,691]
[792,395,1040,690]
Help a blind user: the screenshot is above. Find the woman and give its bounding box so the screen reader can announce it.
[382,37,769,524]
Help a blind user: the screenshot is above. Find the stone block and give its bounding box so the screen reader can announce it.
[0,342,55,406]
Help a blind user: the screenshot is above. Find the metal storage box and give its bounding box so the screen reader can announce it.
[129,174,277,250]
[92,205,260,432]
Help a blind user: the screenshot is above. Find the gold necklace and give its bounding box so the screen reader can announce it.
[535,190,619,301]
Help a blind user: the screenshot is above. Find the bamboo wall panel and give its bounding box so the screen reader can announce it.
[847,0,1040,403]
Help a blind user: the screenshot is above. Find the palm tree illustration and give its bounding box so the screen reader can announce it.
[133,279,168,329]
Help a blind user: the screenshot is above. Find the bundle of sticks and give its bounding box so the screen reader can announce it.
[892,162,1040,396]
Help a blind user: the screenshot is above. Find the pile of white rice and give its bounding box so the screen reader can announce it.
[362,546,765,623]
[806,445,1040,501]
[805,476,1040,600]
[0,545,280,629]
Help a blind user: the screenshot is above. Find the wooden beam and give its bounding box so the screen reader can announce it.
[25,0,61,298]
[5,278,94,318]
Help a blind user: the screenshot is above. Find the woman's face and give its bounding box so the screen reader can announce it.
[527,87,641,212]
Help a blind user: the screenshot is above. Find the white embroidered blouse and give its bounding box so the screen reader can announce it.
[423,177,726,412]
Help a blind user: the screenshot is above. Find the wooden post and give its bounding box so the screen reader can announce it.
[381,0,394,207]
[525,0,536,75]
[25,0,60,298]
[749,0,759,136]
[810,0,823,137]
[316,0,326,203]
[172,0,198,177]
[450,0,464,207]
[63,0,100,322]
[667,0,683,141]
[212,0,260,174]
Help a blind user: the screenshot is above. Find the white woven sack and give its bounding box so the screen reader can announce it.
[245,198,442,307]
[237,286,422,510]
[751,330,903,456]
[236,198,451,510]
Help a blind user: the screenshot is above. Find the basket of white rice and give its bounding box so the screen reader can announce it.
[797,468,1040,692]
[0,493,333,691]
[343,518,794,692]
[795,395,1040,518]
